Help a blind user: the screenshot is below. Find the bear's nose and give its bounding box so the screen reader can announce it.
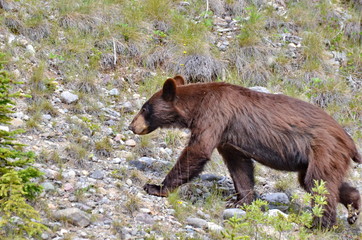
[128,125,134,132]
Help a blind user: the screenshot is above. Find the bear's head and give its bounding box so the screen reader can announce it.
[129,75,185,135]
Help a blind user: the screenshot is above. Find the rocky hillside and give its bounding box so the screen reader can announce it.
[0,0,361,239]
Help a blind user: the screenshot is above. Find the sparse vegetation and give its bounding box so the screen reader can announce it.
[0,0,361,238]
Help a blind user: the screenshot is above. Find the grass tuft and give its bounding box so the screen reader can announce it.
[168,54,225,83]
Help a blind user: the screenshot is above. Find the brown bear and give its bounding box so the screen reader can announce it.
[129,75,361,228]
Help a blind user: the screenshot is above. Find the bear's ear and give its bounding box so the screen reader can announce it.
[162,78,177,102]
[173,75,185,86]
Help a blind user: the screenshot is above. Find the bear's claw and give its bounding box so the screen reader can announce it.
[143,183,168,197]
[347,210,360,225]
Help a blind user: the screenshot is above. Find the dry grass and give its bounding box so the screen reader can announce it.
[229,46,274,85]
[4,17,23,34]
[59,13,101,34]
[146,46,173,70]
[167,54,225,83]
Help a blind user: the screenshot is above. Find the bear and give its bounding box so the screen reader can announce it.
[129,75,361,228]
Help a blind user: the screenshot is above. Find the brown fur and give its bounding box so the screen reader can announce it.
[129,76,361,228]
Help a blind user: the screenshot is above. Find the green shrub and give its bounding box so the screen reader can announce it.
[0,53,46,238]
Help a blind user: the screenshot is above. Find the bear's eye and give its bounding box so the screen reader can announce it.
[141,107,147,113]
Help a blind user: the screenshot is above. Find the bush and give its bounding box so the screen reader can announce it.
[0,53,46,239]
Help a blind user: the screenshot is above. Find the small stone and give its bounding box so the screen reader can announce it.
[12,69,21,78]
[207,222,223,232]
[42,182,55,192]
[223,208,246,220]
[120,101,133,113]
[114,134,124,142]
[41,232,49,239]
[63,170,76,180]
[186,217,208,228]
[125,139,136,147]
[26,45,35,55]
[19,39,28,46]
[10,118,24,127]
[140,208,151,214]
[200,174,223,181]
[267,209,288,218]
[224,16,232,22]
[135,213,155,224]
[112,158,123,164]
[262,192,290,205]
[60,91,79,104]
[8,34,16,44]
[0,125,10,132]
[109,88,119,96]
[63,183,74,191]
[90,169,105,180]
[53,208,91,227]
[42,114,52,121]
[179,2,190,6]
[249,86,270,94]
[126,179,132,186]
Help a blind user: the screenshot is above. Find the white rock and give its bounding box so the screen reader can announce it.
[8,34,16,44]
[126,179,133,186]
[125,139,136,147]
[0,125,10,132]
[60,91,79,104]
[207,222,224,232]
[26,45,35,55]
[267,209,288,218]
[249,86,271,94]
[223,208,246,219]
[53,208,91,227]
[109,88,120,96]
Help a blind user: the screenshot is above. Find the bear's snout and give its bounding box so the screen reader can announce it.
[129,114,149,135]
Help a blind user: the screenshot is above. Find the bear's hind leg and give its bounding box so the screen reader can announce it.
[339,182,361,224]
[302,158,343,228]
[217,145,255,207]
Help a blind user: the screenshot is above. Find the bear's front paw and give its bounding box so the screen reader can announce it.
[143,184,168,197]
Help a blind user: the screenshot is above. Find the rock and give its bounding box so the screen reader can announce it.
[90,169,105,179]
[262,192,290,205]
[62,170,76,180]
[10,118,24,127]
[60,91,79,104]
[0,125,10,131]
[42,182,55,192]
[262,192,290,210]
[179,1,190,6]
[41,232,49,239]
[63,183,74,191]
[26,45,35,55]
[200,174,224,182]
[53,208,91,227]
[42,114,52,121]
[223,208,246,220]
[267,209,288,218]
[109,88,119,96]
[249,86,271,94]
[129,157,171,172]
[120,101,133,113]
[126,179,132,186]
[207,222,223,232]
[186,217,208,228]
[104,107,121,117]
[134,213,155,224]
[125,139,136,147]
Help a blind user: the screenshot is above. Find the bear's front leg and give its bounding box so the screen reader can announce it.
[143,144,213,197]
